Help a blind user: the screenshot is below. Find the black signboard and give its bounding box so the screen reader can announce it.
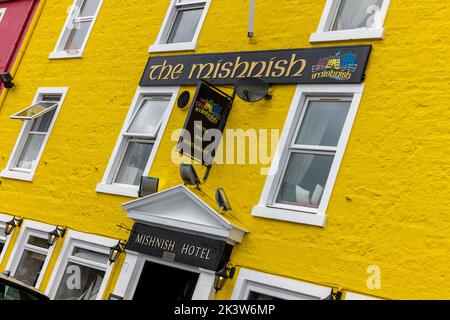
[125,223,233,271]
[176,81,233,165]
[140,45,371,86]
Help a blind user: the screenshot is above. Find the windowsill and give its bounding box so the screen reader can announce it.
[309,28,385,43]
[148,41,197,53]
[48,50,84,60]
[0,169,34,182]
[96,183,139,198]
[251,205,327,227]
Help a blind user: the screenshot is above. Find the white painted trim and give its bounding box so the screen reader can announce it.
[0,87,69,182]
[45,230,118,300]
[122,185,248,244]
[310,0,390,43]
[148,0,211,53]
[4,220,57,289]
[49,0,103,59]
[0,8,6,23]
[112,251,216,300]
[0,213,14,265]
[148,42,197,53]
[231,268,331,300]
[345,291,381,300]
[96,86,179,197]
[252,84,365,227]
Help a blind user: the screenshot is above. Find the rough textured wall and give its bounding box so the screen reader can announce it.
[0,0,449,299]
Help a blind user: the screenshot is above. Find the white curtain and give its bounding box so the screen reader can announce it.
[333,0,383,30]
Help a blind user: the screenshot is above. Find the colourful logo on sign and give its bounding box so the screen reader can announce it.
[311,51,358,81]
[195,98,222,124]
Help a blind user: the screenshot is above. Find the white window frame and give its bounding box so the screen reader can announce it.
[45,230,117,300]
[0,213,14,265]
[310,0,391,43]
[344,291,381,300]
[0,8,6,23]
[0,87,68,182]
[149,0,211,53]
[231,268,331,300]
[96,86,179,197]
[5,220,57,289]
[49,0,103,59]
[252,84,364,227]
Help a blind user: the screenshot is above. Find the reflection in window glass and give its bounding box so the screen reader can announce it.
[14,250,46,287]
[27,235,50,249]
[127,98,170,137]
[72,247,109,265]
[114,141,154,186]
[64,20,91,50]
[276,153,334,208]
[295,101,350,147]
[332,0,384,31]
[167,7,203,43]
[78,0,101,17]
[54,262,105,300]
[15,134,46,170]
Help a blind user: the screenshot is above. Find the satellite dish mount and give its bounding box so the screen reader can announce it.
[234,78,272,102]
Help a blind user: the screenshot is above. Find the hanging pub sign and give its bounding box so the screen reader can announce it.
[125,223,233,271]
[140,45,371,86]
[176,81,233,166]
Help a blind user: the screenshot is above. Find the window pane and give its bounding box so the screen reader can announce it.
[31,109,56,133]
[167,7,203,43]
[0,241,4,256]
[78,0,101,17]
[11,101,57,120]
[14,250,46,287]
[15,133,46,170]
[63,20,91,50]
[248,291,284,300]
[276,153,334,208]
[332,0,383,31]
[72,247,109,265]
[31,95,61,132]
[127,98,170,136]
[295,100,350,147]
[54,262,105,300]
[27,235,50,249]
[114,141,154,186]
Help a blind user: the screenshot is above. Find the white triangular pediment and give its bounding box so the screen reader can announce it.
[122,185,247,244]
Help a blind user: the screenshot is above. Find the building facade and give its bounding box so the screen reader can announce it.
[0,0,449,300]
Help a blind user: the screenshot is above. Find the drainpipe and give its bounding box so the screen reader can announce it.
[0,0,47,112]
[248,0,255,38]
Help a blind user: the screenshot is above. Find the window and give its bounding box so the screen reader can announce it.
[45,231,116,300]
[49,0,103,59]
[231,268,331,300]
[0,8,6,23]
[310,0,391,42]
[5,221,57,289]
[96,87,178,197]
[0,214,15,264]
[275,98,351,210]
[252,84,364,227]
[149,0,211,53]
[0,88,68,182]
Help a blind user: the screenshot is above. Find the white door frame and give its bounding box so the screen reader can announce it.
[113,251,216,300]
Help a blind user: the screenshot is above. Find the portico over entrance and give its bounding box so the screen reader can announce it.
[112,185,248,300]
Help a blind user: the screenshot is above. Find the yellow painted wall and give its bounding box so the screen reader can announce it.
[0,0,449,300]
